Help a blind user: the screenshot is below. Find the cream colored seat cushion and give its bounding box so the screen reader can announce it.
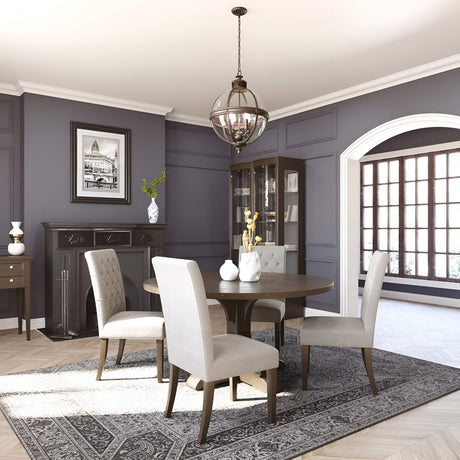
[301,317,370,348]
[101,311,165,340]
[210,333,279,381]
[251,299,285,322]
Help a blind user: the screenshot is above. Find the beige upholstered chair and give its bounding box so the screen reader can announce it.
[239,245,286,350]
[84,249,165,382]
[152,256,279,444]
[301,250,389,395]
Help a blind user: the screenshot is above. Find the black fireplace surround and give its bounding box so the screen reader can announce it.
[42,223,166,337]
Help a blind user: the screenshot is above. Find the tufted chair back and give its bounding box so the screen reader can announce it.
[84,249,127,334]
[239,245,286,273]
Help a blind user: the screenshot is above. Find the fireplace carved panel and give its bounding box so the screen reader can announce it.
[42,222,166,337]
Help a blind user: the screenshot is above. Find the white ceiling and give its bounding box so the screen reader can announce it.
[2,0,460,126]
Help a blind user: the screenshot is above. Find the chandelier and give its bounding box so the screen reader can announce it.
[209,6,269,155]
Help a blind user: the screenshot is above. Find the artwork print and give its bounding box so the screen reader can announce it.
[71,122,131,204]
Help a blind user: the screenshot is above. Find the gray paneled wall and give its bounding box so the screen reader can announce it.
[233,106,340,312]
[165,121,230,272]
[3,66,460,322]
[235,67,460,312]
[22,93,166,320]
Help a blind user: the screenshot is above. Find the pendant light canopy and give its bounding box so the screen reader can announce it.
[209,6,269,155]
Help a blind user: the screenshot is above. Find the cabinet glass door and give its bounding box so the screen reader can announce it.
[284,169,299,273]
[254,163,277,245]
[231,166,251,254]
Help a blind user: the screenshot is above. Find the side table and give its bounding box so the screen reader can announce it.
[0,255,32,340]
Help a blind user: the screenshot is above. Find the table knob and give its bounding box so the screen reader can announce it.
[9,279,14,283]
[9,265,13,269]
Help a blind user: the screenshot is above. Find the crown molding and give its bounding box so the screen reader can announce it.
[2,54,460,123]
[16,81,173,116]
[269,53,460,121]
[0,82,21,96]
[166,111,210,127]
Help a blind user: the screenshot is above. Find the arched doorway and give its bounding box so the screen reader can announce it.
[340,113,460,317]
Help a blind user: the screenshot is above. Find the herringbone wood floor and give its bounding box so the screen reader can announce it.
[0,299,458,459]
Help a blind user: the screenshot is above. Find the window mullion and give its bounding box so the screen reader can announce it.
[428,154,435,279]
[399,157,405,277]
[373,162,379,253]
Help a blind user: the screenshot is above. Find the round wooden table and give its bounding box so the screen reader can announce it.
[144,272,334,391]
[144,272,334,337]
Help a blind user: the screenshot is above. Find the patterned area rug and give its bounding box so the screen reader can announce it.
[1,329,460,459]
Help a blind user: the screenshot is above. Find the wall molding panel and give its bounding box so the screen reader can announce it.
[306,257,338,311]
[0,100,13,132]
[241,125,279,157]
[305,152,338,247]
[286,110,337,149]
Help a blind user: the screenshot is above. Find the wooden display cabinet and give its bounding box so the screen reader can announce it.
[229,156,305,275]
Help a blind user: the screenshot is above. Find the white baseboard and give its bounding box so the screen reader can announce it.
[0,317,46,331]
[359,288,460,309]
[305,307,340,317]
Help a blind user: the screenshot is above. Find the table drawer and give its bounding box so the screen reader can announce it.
[0,276,25,288]
[0,263,24,277]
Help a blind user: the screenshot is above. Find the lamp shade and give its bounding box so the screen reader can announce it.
[210,77,269,154]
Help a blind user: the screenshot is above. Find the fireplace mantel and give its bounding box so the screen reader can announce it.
[42,222,166,337]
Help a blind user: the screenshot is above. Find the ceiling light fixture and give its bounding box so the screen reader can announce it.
[209,6,269,155]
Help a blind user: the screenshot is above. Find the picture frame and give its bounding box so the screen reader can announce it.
[286,172,298,192]
[70,121,131,204]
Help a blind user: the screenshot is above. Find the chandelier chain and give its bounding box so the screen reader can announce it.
[237,14,242,77]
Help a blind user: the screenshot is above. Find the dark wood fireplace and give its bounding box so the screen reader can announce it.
[42,222,166,337]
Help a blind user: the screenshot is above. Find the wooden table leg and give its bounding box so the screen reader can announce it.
[16,288,23,335]
[25,286,31,340]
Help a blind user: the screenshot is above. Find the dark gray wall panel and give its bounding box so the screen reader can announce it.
[0,148,13,249]
[166,121,227,156]
[0,100,12,132]
[239,125,279,157]
[305,258,338,312]
[165,121,229,272]
[286,110,337,149]
[305,153,337,247]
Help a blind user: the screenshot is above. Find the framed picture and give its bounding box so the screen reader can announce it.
[70,121,131,204]
[286,172,298,192]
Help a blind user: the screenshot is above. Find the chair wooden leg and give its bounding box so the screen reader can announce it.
[362,347,378,395]
[229,377,237,401]
[96,338,109,381]
[274,321,281,350]
[280,318,285,346]
[266,367,277,424]
[198,381,215,444]
[301,345,310,390]
[115,339,126,365]
[156,339,164,383]
[165,364,179,418]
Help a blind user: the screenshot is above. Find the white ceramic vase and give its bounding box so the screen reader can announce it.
[8,221,25,256]
[219,259,239,281]
[239,251,261,282]
[148,197,159,223]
